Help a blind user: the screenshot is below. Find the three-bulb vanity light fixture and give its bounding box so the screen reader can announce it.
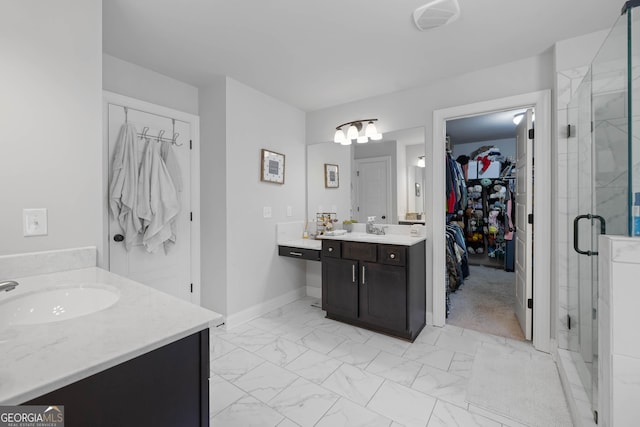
[333,119,383,145]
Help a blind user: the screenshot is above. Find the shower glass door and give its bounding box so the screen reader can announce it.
[567,9,630,416]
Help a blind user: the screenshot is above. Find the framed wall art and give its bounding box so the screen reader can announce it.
[324,163,339,188]
[260,149,285,184]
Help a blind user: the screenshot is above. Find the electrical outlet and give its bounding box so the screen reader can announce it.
[263,207,272,218]
[23,208,48,236]
[286,206,292,217]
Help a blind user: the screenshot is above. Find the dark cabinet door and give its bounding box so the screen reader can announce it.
[322,257,358,319]
[359,261,407,332]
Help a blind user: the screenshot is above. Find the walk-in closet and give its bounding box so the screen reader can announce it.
[443,109,528,341]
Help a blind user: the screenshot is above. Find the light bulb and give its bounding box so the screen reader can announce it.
[334,129,346,144]
[357,135,368,143]
[370,133,383,141]
[340,138,352,146]
[513,113,524,125]
[347,123,359,140]
[417,156,425,168]
[365,121,378,138]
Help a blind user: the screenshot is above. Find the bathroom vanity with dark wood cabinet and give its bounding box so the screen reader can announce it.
[321,238,426,341]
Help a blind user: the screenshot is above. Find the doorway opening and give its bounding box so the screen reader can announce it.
[430,91,551,352]
[443,108,530,341]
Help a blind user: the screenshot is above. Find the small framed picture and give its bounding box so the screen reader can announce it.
[324,163,339,188]
[260,149,285,184]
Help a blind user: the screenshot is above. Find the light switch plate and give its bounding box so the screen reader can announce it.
[263,207,272,218]
[24,208,48,236]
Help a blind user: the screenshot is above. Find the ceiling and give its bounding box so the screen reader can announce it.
[446,109,526,145]
[103,0,620,112]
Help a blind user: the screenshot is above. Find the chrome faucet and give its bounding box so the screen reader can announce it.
[0,280,19,292]
[366,217,387,235]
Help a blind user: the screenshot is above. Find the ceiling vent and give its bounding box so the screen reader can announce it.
[413,0,460,31]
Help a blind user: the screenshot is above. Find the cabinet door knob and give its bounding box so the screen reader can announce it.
[390,253,396,259]
[328,247,333,252]
[113,234,125,242]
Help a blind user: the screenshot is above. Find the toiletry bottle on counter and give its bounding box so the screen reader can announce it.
[634,192,640,237]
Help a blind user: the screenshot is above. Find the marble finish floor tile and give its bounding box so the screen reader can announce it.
[402,341,455,371]
[427,400,501,427]
[219,324,279,352]
[268,377,339,427]
[208,297,573,427]
[212,348,265,381]
[255,337,308,366]
[322,363,384,406]
[210,374,247,416]
[448,352,475,379]
[365,333,412,356]
[365,351,422,386]
[234,361,298,402]
[328,340,381,369]
[411,364,469,408]
[297,329,346,354]
[435,330,481,356]
[367,380,437,427]
[285,349,342,384]
[316,397,392,427]
[212,395,284,426]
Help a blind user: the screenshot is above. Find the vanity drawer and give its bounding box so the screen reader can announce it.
[279,246,321,261]
[342,241,377,262]
[322,240,342,258]
[378,244,406,266]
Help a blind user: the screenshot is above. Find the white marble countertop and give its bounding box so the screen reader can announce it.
[278,238,322,250]
[319,232,426,246]
[0,267,221,405]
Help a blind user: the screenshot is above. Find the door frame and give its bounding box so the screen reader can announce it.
[429,90,551,352]
[100,91,202,304]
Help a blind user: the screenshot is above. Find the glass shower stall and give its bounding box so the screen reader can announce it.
[566,0,640,420]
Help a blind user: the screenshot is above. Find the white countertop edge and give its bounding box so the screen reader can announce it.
[278,239,322,250]
[318,233,426,246]
[4,321,214,405]
[0,267,222,405]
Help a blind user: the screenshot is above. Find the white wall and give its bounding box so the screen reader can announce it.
[199,77,228,315]
[0,0,102,256]
[200,78,307,322]
[307,52,554,321]
[306,53,554,145]
[103,54,199,115]
[307,142,352,225]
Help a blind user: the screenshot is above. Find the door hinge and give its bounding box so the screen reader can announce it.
[190,283,193,293]
[528,213,534,224]
[190,140,193,150]
[527,298,533,309]
[567,124,573,138]
[567,314,571,330]
[594,410,598,424]
[356,170,360,177]
[528,128,534,139]
[190,212,193,221]
[593,307,597,320]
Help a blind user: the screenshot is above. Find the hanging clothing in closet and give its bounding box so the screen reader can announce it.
[445,153,467,214]
[445,222,469,317]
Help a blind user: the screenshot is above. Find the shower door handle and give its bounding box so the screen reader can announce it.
[573,214,606,256]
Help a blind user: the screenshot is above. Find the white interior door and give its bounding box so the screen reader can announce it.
[354,157,392,223]
[514,108,534,340]
[107,104,193,302]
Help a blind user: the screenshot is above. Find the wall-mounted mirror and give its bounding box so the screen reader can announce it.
[306,127,425,227]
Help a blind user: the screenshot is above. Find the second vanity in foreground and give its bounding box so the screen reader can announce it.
[320,232,426,341]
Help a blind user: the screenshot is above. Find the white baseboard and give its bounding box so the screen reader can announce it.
[306,286,321,299]
[224,287,307,329]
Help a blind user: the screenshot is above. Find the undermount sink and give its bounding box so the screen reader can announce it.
[0,284,120,326]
